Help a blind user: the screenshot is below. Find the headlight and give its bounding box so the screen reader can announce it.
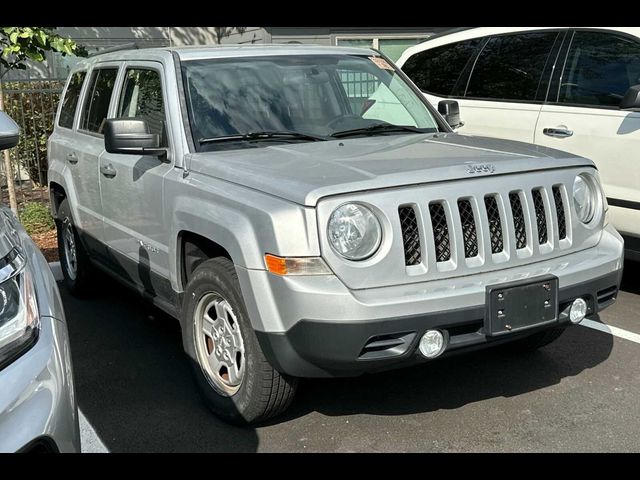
[327,203,382,261]
[572,174,598,224]
[0,248,39,369]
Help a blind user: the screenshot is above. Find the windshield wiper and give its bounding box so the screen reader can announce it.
[199,131,327,145]
[331,123,432,139]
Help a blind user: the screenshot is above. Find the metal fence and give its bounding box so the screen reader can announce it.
[1,79,64,207]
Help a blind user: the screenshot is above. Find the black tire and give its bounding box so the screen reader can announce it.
[56,199,93,296]
[183,257,298,425]
[500,327,567,353]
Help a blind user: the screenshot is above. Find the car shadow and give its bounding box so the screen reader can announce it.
[275,323,613,423]
[60,271,615,450]
[59,272,259,453]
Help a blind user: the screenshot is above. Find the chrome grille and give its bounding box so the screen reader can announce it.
[532,189,548,245]
[484,195,504,254]
[429,202,451,262]
[399,206,421,266]
[509,192,527,250]
[458,200,478,258]
[553,186,567,240]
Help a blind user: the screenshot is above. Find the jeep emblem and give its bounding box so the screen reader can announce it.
[467,164,496,174]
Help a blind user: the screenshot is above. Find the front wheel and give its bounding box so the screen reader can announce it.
[183,257,298,424]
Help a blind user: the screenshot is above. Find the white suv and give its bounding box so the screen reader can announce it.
[398,27,640,260]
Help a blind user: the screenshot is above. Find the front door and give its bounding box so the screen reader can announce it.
[98,62,174,297]
[535,30,640,239]
[454,30,562,143]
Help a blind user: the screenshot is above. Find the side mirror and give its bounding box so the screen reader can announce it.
[438,100,464,130]
[620,85,640,110]
[0,111,19,151]
[104,118,166,156]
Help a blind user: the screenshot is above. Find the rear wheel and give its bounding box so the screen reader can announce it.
[184,257,298,424]
[56,199,93,296]
[500,327,567,352]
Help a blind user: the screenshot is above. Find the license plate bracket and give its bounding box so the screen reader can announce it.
[486,276,559,337]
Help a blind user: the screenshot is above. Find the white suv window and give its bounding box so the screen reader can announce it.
[558,31,640,108]
[466,31,559,102]
[402,38,483,97]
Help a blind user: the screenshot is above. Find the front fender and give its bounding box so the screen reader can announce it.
[168,174,320,287]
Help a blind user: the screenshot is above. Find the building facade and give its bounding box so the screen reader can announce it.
[3,27,459,80]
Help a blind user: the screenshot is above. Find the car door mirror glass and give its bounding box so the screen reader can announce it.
[0,111,20,151]
[438,100,464,129]
[620,85,640,110]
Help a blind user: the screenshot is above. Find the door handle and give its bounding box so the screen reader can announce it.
[66,153,78,165]
[100,164,117,178]
[543,127,574,138]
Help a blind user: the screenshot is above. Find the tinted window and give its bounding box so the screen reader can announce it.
[466,32,558,101]
[118,69,166,145]
[402,39,482,96]
[58,71,86,129]
[558,31,640,108]
[80,68,118,134]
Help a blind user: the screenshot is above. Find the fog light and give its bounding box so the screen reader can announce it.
[419,330,445,359]
[570,298,588,324]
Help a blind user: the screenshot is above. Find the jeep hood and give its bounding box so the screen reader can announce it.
[188,133,592,207]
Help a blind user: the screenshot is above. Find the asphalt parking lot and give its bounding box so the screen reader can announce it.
[59,261,640,453]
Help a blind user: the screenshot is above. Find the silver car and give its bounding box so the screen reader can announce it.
[47,45,624,425]
[0,112,80,453]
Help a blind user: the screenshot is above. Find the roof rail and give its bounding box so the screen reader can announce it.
[89,42,140,57]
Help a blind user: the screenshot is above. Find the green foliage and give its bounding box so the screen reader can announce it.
[19,201,55,235]
[0,27,87,76]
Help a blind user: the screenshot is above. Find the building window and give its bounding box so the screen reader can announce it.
[336,36,431,62]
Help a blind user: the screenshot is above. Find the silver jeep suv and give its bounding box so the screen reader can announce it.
[48,45,624,424]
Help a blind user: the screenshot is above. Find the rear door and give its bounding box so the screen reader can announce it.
[98,62,174,294]
[535,30,640,239]
[70,64,120,256]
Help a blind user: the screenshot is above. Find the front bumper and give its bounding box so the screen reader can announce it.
[0,315,80,453]
[237,225,624,378]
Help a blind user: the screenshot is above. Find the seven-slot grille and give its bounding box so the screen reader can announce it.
[400,187,569,266]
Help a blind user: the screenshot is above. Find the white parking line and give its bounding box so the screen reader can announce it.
[581,319,640,345]
[79,409,110,453]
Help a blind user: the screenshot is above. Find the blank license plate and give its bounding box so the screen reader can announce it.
[487,277,559,336]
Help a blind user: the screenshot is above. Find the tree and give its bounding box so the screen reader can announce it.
[0,27,86,213]
[213,27,247,44]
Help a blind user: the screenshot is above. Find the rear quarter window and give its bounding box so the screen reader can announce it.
[58,71,86,129]
[402,38,483,97]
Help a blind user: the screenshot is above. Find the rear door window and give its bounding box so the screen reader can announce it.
[79,68,118,134]
[465,31,559,102]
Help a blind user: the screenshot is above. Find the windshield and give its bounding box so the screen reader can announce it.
[181,54,441,151]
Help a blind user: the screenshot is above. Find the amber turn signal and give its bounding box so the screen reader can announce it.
[264,254,332,276]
